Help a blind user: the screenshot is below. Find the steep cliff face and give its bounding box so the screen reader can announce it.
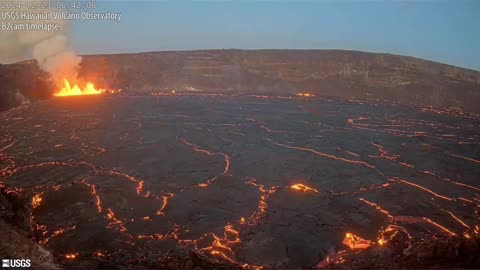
[0,61,53,111]
[1,50,479,112]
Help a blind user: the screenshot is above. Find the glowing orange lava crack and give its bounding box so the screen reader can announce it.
[200,224,243,264]
[106,208,127,233]
[40,225,77,245]
[359,197,458,237]
[80,177,102,213]
[180,138,231,175]
[31,193,43,209]
[359,197,394,221]
[245,178,278,225]
[290,183,319,194]
[156,193,174,216]
[398,178,454,201]
[64,253,79,260]
[342,232,373,250]
[266,138,376,169]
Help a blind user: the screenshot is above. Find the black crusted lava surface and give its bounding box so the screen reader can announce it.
[1,93,479,269]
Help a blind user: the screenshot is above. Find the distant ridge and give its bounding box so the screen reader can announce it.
[1,49,479,112]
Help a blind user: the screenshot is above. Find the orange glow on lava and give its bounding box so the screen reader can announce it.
[155,195,171,216]
[201,224,242,264]
[296,92,315,97]
[32,194,42,209]
[105,208,127,232]
[342,232,372,249]
[290,183,319,193]
[245,178,278,225]
[64,253,79,260]
[94,251,105,257]
[377,238,386,246]
[54,79,105,97]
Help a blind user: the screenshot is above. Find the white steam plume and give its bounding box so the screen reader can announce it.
[0,0,81,86]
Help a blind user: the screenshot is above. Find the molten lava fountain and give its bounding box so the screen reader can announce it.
[54,79,106,97]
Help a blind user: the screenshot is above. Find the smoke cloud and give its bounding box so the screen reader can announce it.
[0,0,81,86]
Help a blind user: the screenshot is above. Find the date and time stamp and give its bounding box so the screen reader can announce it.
[1,0,122,32]
[2,0,97,9]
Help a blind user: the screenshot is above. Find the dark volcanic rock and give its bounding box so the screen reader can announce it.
[1,50,480,112]
[1,95,479,269]
[0,61,53,111]
[0,186,60,269]
[320,235,480,269]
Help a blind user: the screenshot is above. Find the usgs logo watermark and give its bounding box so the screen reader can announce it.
[2,259,31,268]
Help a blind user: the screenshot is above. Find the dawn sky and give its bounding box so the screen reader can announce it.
[70,0,480,70]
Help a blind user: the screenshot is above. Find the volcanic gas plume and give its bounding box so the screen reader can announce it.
[0,0,105,97]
